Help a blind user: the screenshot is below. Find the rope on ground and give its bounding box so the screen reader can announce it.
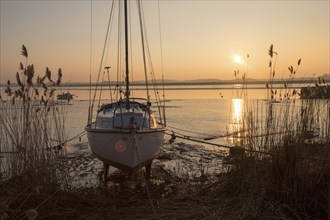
[166,130,330,161]
[50,130,87,152]
[132,130,159,220]
[167,125,260,141]
[32,130,95,213]
[63,130,87,144]
[0,130,87,155]
[167,125,214,137]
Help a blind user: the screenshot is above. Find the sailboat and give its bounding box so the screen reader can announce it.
[85,0,166,181]
[57,92,75,103]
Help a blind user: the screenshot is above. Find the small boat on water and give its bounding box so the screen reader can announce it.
[85,0,166,180]
[300,85,330,99]
[57,92,75,103]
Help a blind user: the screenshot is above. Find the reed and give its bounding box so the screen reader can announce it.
[225,45,329,219]
[0,45,69,219]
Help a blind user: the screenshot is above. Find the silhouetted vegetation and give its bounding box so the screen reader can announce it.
[0,45,68,219]
[225,44,329,219]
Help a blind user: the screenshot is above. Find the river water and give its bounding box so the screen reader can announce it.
[62,84,301,145]
[62,86,266,145]
[2,82,328,152]
[63,83,329,149]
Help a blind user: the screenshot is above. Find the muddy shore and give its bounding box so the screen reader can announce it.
[3,142,328,219]
[49,142,239,219]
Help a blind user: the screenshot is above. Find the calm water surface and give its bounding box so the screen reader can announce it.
[63,85,329,148]
[63,87,286,146]
[0,87,253,148]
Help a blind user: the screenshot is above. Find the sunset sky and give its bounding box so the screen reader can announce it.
[0,0,329,84]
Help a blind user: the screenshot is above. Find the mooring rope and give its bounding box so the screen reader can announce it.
[166,130,330,161]
[0,130,87,155]
[132,129,159,220]
[167,125,226,140]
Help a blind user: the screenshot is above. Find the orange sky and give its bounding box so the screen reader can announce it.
[0,1,329,84]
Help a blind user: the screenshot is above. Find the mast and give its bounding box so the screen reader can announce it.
[124,0,130,109]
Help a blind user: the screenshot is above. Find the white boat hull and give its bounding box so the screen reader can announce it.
[86,125,165,173]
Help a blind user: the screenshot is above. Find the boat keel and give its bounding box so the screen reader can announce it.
[102,160,153,184]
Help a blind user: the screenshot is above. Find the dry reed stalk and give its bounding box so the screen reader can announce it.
[226,45,329,219]
[0,45,70,218]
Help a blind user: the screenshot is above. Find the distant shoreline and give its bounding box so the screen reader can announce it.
[1,77,329,88]
[42,76,330,87]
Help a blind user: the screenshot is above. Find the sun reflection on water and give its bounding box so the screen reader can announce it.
[232,98,243,123]
[228,98,245,146]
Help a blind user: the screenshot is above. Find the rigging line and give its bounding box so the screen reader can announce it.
[98,70,105,104]
[157,0,166,126]
[140,21,158,98]
[128,0,134,98]
[116,0,122,101]
[92,1,115,111]
[137,0,150,100]
[140,23,164,122]
[124,0,130,105]
[138,0,161,104]
[106,67,113,102]
[0,0,1,88]
[88,0,93,124]
[134,3,163,115]
[103,10,115,102]
[146,60,162,102]
[140,38,163,123]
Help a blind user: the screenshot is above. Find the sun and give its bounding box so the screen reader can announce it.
[233,55,242,63]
